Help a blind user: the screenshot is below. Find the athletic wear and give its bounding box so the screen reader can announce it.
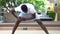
[14,3,40,19]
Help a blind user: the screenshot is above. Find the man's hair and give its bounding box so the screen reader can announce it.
[21,5,28,12]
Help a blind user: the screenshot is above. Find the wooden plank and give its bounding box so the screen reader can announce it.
[0,21,60,27]
[0,27,60,30]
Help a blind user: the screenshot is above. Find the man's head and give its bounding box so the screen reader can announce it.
[21,5,28,12]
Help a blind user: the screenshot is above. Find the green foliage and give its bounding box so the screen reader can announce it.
[0,0,15,7]
[15,0,48,11]
[47,11,56,20]
[0,0,48,11]
[0,0,10,7]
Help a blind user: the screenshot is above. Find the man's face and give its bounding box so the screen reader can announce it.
[21,5,28,13]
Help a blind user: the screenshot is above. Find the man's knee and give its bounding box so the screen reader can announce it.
[35,19,42,24]
[17,17,22,21]
[35,19,41,21]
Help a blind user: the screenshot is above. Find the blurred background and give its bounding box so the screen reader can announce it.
[0,0,60,22]
[0,0,60,32]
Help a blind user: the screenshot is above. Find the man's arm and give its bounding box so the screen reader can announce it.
[31,13,36,19]
[10,8,18,18]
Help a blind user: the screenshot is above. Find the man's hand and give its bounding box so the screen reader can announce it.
[21,13,36,20]
[17,17,27,21]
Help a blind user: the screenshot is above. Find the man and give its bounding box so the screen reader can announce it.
[10,3,49,34]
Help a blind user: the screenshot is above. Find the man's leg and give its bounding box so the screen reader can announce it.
[35,19,49,34]
[12,17,22,34]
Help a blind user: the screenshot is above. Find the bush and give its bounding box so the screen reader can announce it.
[47,11,56,20]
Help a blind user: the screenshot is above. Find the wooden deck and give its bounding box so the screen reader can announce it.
[0,30,60,34]
[0,21,60,30]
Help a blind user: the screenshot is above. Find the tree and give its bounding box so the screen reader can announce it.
[15,0,49,12]
[0,0,15,8]
[0,0,49,12]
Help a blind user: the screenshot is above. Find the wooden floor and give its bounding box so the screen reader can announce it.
[0,21,60,27]
[0,27,60,30]
[0,21,60,30]
[0,30,60,34]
